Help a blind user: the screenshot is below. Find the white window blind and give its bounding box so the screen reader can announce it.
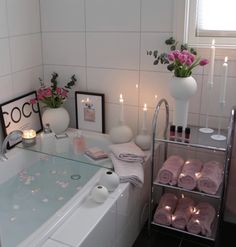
[197,0,236,37]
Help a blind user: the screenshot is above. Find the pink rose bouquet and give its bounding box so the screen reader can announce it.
[30,72,77,108]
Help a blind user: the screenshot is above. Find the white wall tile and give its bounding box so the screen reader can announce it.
[87,68,139,105]
[140,71,173,109]
[10,33,42,72]
[140,32,173,72]
[43,65,87,91]
[141,0,173,32]
[0,0,8,38]
[86,0,140,31]
[42,32,86,66]
[40,0,85,32]
[0,75,13,103]
[200,75,236,118]
[87,32,140,70]
[7,0,40,36]
[12,66,43,95]
[0,38,11,76]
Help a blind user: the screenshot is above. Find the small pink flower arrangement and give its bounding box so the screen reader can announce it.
[147,37,209,78]
[30,72,77,108]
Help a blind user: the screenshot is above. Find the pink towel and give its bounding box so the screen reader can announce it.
[178,159,203,190]
[186,202,216,236]
[172,196,195,230]
[156,155,185,186]
[153,192,178,226]
[197,160,223,194]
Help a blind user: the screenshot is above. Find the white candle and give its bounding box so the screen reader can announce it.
[208,39,215,87]
[142,103,147,131]
[119,94,124,123]
[221,56,228,103]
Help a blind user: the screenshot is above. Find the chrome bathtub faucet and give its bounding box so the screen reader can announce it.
[0,130,23,161]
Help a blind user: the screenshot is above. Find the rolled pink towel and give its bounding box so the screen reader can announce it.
[156,155,185,186]
[153,192,178,226]
[178,159,203,190]
[172,196,195,230]
[186,202,216,237]
[197,160,223,194]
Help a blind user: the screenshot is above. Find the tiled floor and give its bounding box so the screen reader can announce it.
[133,221,235,247]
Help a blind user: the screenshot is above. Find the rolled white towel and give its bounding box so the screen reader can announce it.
[109,141,146,163]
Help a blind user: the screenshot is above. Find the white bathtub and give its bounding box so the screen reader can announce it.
[0,147,105,247]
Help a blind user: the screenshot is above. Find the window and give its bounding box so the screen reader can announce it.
[179,0,236,48]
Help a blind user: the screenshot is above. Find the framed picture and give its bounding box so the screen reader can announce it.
[75,91,105,133]
[0,91,43,148]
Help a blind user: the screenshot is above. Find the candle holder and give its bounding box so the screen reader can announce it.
[109,122,133,144]
[199,82,214,134]
[22,129,36,146]
[211,102,226,141]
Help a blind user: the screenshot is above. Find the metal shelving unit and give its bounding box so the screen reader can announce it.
[148,98,236,246]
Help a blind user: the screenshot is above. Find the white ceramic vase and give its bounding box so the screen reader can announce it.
[109,124,133,144]
[42,107,70,134]
[99,170,120,192]
[135,129,151,151]
[169,76,197,128]
[91,185,109,203]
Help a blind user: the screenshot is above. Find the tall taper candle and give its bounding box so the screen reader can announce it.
[119,94,124,123]
[142,103,147,131]
[221,56,228,103]
[208,39,215,87]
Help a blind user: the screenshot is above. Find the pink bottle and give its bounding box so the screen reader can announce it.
[73,131,86,154]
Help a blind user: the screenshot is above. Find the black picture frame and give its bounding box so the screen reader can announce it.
[0,91,43,148]
[75,91,105,133]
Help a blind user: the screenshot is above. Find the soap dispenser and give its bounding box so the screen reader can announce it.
[73,130,86,154]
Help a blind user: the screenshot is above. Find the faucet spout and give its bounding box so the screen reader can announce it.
[0,130,23,161]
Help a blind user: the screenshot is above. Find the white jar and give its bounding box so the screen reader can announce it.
[91,185,109,203]
[99,170,120,192]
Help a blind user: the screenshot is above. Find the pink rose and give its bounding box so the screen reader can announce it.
[199,59,209,66]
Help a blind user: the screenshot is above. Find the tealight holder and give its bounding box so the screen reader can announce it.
[22,129,36,147]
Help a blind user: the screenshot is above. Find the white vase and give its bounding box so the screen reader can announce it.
[135,129,151,151]
[109,124,133,144]
[169,76,197,128]
[42,107,70,134]
[99,170,120,192]
[91,185,109,203]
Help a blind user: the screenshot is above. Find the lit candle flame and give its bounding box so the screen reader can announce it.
[143,103,147,111]
[119,94,124,103]
[224,56,228,63]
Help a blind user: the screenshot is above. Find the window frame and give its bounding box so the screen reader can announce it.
[173,0,236,59]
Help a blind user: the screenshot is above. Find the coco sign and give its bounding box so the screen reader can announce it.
[0,91,42,138]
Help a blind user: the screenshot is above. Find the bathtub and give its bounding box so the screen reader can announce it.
[0,147,106,247]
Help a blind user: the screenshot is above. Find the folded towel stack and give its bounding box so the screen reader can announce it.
[153,192,178,226]
[197,161,223,195]
[178,159,203,190]
[187,202,216,237]
[109,141,146,188]
[171,197,195,230]
[156,155,185,186]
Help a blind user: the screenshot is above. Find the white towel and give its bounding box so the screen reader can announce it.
[110,153,144,188]
[109,141,146,163]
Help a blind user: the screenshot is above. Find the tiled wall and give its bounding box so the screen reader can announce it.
[40,0,236,136]
[0,0,43,143]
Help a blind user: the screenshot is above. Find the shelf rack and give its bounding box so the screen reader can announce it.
[148,98,236,246]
